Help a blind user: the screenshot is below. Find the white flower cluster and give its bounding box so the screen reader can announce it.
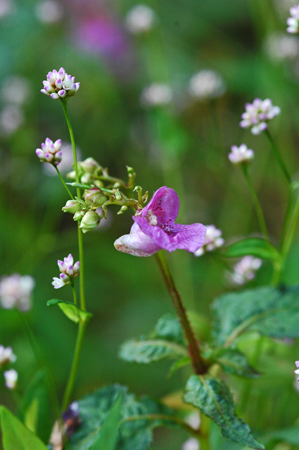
[0,345,18,390]
[4,369,18,390]
[36,137,62,166]
[125,5,156,34]
[140,83,173,107]
[182,438,200,450]
[41,67,80,100]
[231,256,262,285]
[0,274,35,311]
[52,254,80,289]
[194,225,224,257]
[229,144,254,165]
[287,5,299,33]
[188,70,226,101]
[240,98,281,135]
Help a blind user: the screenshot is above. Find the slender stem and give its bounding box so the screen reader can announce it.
[20,313,60,419]
[61,101,86,311]
[55,166,74,199]
[154,251,207,375]
[61,321,86,411]
[265,129,291,184]
[281,191,299,261]
[71,284,77,306]
[241,165,269,240]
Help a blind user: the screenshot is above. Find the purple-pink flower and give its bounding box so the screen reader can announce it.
[114,186,206,257]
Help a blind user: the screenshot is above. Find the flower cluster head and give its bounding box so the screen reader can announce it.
[52,254,80,289]
[114,186,206,257]
[0,345,16,369]
[140,83,173,107]
[287,5,299,33]
[4,369,18,390]
[41,68,80,100]
[294,361,299,381]
[188,70,226,101]
[231,256,262,285]
[0,274,35,311]
[240,98,281,135]
[125,4,156,34]
[229,144,254,165]
[194,225,224,257]
[36,137,62,166]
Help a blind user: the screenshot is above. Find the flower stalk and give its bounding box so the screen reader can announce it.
[265,129,291,184]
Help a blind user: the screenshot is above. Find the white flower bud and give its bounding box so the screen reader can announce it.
[4,369,18,390]
[79,211,100,233]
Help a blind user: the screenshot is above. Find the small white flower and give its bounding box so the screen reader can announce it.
[140,83,172,107]
[52,254,80,289]
[287,5,299,33]
[0,105,24,136]
[182,438,200,450]
[41,68,80,100]
[35,0,63,23]
[240,98,280,135]
[229,144,254,165]
[188,70,225,100]
[125,4,156,34]
[264,32,299,61]
[194,225,224,257]
[231,256,262,285]
[36,137,62,166]
[4,369,18,390]
[0,274,35,311]
[1,76,31,105]
[0,346,16,369]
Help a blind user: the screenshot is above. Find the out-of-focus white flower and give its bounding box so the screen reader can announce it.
[231,256,262,285]
[140,83,172,107]
[287,5,299,33]
[0,274,35,311]
[35,0,63,23]
[0,346,16,369]
[1,76,31,105]
[125,5,156,34]
[182,438,200,450]
[185,411,200,429]
[188,70,225,100]
[43,142,81,176]
[0,0,14,18]
[36,137,62,166]
[4,369,18,390]
[294,360,299,381]
[229,144,254,165]
[194,225,224,257]
[240,98,281,135]
[0,106,24,136]
[52,254,80,289]
[41,68,80,100]
[264,32,299,61]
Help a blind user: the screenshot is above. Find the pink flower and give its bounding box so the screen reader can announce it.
[114,186,206,257]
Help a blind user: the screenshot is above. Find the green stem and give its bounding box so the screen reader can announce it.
[265,129,291,184]
[55,166,74,199]
[281,191,299,262]
[61,321,86,411]
[20,313,60,419]
[71,284,77,306]
[241,165,269,240]
[154,251,207,375]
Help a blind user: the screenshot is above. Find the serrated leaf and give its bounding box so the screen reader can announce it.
[222,238,280,261]
[168,357,191,378]
[119,339,188,364]
[183,375,264,449]
[0,406,48,450]
[212,285,299,346]
[214,349,259,379]
[47,299,92,324]
[18,370,52,443]
[153,314,184,345]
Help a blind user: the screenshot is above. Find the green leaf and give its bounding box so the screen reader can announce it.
[47,299,93,324]
[119,339,188,364]
[70,385,181,450]
[183,375,265,449]
[222,238,280,261]
[212,285,299,346]
[67,182,93,189]
[213,349,260,379]
[18,370,52,443]
[153,314,185,345]
[90,393,123,450]
[167,357,191,378]
[0,406,48,450]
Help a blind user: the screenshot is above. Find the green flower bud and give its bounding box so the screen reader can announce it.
[66,170,76,180]
[79,157,99,174]
[117,205,128,215]
[81,173,93,184]
[62,200,82,214]
[79,211,100,233]
[84,188,107,207]
[74,211,84,221]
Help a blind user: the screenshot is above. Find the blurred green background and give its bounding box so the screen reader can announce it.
[2,0,299,448]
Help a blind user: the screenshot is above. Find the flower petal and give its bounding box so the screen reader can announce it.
[142,186,180,223]
[114,223,161,257]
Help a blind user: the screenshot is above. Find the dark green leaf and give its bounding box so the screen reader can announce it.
[222,238,280,261]
[119,339,188,364]
[183,375,264,449]
[153,314,185,345]
[47,299,92,324]
[214,349,259,379]
[18,370,52,443]
[212,285,299,346]
[0,406,48,450]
